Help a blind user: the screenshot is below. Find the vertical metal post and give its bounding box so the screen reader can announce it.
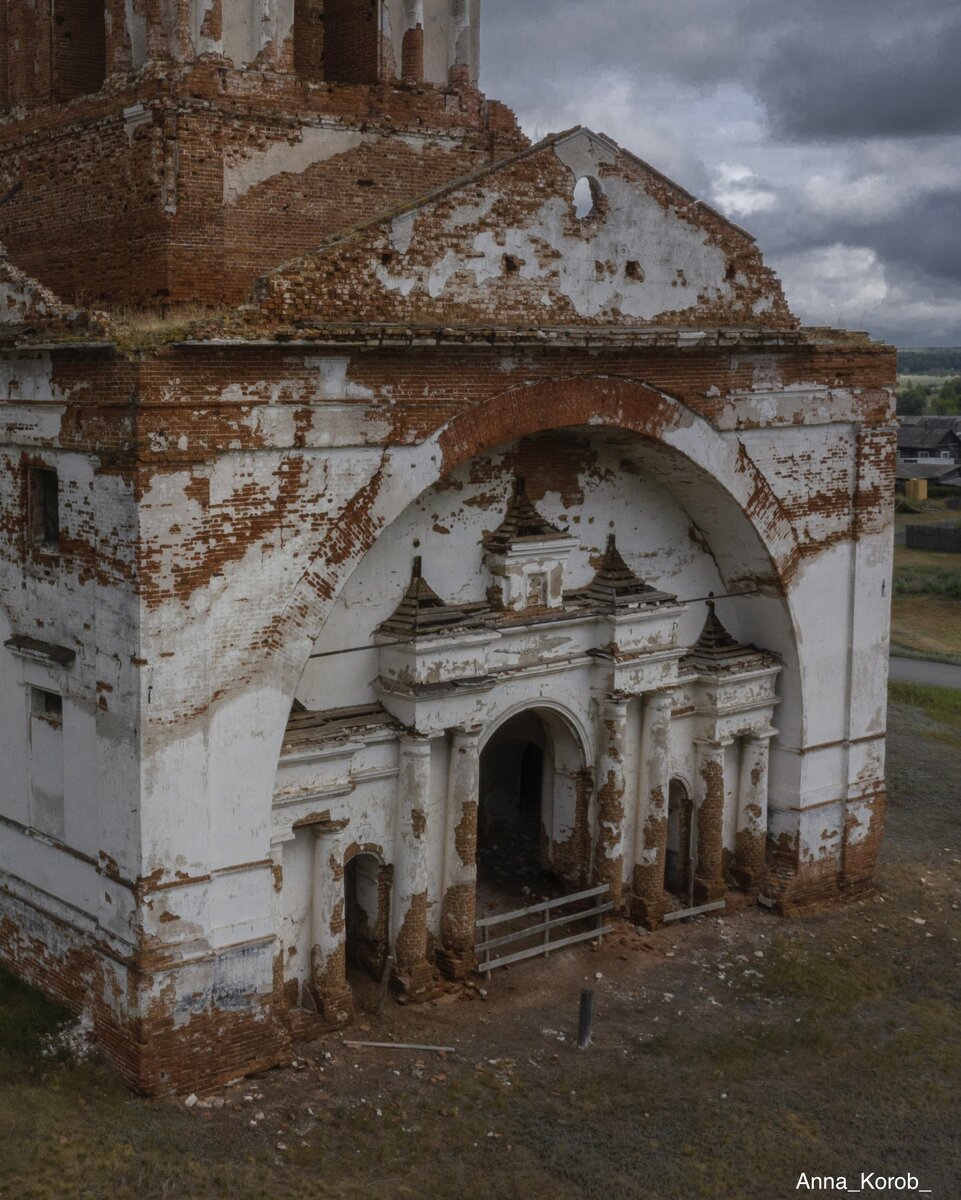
[578,989,594,1049]
[482,923,491,981]
[543,906,551,957]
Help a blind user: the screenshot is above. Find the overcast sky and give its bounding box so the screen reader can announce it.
[481,0,961,347]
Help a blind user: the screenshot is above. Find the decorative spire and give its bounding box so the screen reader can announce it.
[586,533,676,609]
[684,597,775,672]
[378,556,466,638]
[482,476,569,553]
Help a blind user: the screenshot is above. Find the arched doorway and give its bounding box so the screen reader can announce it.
[344,853,390,980]
[665,779,694,901]
[476,708,590,913]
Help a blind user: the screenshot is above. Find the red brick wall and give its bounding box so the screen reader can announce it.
[0,2,8,113]
[0,69,523,304]
[52,0,107,102]
[324,0,382,84]
[294,0,326,81]
[6,0,54,107]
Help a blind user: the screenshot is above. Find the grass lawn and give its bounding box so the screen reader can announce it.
[1,690,959,1200]
[891,539,961,662]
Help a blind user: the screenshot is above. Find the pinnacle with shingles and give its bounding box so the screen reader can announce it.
[483,476,569,552]
[684,598,765,668]
[379,556,466,637]
[586,533,676,607]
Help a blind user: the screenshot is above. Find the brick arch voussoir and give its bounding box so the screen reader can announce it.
[437,376,685,476]
[273,374,799,692]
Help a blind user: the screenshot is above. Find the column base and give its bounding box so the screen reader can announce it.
[630,892,668,930]
[693,877,727,905]
[310,983,354,1026]
[730,864,768,896]
[393,959,437,1002]
[436,945,477,980]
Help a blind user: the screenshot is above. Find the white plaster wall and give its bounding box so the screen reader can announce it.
[0,360,142,961]
[299,433,729,711]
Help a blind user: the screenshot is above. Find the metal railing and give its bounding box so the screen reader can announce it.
[475,884,612,979]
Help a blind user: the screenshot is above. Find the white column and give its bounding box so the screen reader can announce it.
[391,733,435,997]
[594,697,630,909]
[733,733,773,892]
[694,740,729,903]
[448,0,472,80]
[310,823,352,1022]
[630,691,674,926]
[439,726,482,971]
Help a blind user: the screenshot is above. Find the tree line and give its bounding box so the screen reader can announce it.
[897,348,961,375]
[897,376,961,416]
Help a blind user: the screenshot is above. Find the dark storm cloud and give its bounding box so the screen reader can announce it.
[480,0,961,344]
[484,0,961,142]
[753,5,961,140]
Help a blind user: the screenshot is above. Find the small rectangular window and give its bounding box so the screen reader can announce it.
[27,467,60,549]
[31,688,63,724]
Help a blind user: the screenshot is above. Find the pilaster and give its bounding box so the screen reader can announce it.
[438,726,482,978]
[630,692,674,927]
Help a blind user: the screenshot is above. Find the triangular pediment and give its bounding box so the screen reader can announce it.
[240,127,796,335]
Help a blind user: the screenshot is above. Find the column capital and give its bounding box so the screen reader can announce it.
[399,730,434,755]
[309,821,349,842]
[743,727,778,745]
[449,725,484,747]
[695,736,734,749]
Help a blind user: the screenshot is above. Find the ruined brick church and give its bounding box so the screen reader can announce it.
[0,1,896,1094]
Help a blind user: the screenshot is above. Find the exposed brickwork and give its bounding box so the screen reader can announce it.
[0,67,525,305]
[325,0,381,83]
[0,9,896,1098]
[695,751,726,903]
[51,0,107,102]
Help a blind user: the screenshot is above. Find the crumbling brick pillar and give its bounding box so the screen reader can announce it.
[694,740,729,903]
[310,823,354,1023]
[439,726,481,978]
[593,697,629,909]
[448,0,472,84]
[392,733,436,999]
[630,692,674,928]
[400,0,425,80]
[732,732,773,895]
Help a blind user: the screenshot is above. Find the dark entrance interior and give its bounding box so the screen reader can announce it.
[344,853,389,988]
[477,712,560,912]
[664,779,694,899]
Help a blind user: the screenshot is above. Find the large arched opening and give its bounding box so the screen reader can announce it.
[476,707,591,915]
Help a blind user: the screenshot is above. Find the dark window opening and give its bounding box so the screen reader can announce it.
[52,0,107,102]
[31,688,63,724]
[625,260,644,282]
[323,0,382,85]
[27,467,60,549]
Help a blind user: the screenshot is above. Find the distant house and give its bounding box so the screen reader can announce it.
[895,461,961,491]
[896,417,961,492]
[897,417,961,465]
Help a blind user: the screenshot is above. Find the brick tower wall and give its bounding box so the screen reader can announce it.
[52,0,107,102]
